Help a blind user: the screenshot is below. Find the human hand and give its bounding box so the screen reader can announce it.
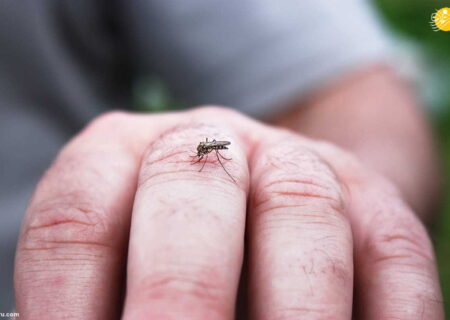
[15,107,444,319]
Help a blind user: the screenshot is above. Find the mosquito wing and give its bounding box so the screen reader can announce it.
[211,140,231,147]
[202,139,231,148]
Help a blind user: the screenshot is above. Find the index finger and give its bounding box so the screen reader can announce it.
[14,112,175,319]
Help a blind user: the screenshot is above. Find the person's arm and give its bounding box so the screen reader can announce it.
[273,64,442,221]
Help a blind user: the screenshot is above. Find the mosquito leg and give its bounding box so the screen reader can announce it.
[199,153,209,172]
[217,150,232,161]
[191,155,203,165]
[215,150,236,183]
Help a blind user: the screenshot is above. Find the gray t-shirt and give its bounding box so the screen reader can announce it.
[0,0,389,310]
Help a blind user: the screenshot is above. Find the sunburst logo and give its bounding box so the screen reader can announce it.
[430,7,450,31]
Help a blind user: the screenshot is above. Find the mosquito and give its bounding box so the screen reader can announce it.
[190,138,236,183]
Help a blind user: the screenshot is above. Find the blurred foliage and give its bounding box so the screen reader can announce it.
[435,109,450,316]
[374,0,450,314]
[133,76,183,113]
[376,0,450,58]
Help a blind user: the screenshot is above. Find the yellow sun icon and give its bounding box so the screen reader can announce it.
[431,7,450,31]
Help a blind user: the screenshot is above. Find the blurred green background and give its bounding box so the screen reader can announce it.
[135,1,450,314]
[374,0,450,314]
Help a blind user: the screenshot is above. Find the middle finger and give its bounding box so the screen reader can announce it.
[123,123,249,319]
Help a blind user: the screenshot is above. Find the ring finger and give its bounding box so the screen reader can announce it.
[247,135,354,319]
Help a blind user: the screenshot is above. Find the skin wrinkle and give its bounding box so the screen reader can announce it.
[382,233,431,253]
[292,141,359,208]
[271,190,337,202]
[377,296,440,320]
[143,148,191,168]
[25,220,94,231]
[254,204,308,217]
[261,178,333,191]
[22,212,114,251]
[252,176,341,209]
[20,252,104,260]
[31,240,114,249]
[253,191,339,211]
[361,217,435,267]
[254,212,349,237]
[22,265,99,274]
[128,263,234,318]
[24,257,100,263]
[370,246,434,266]
[24,192,112,239]
[137,273,224,302]
[29,193,107,217]
[21,199,122,266]
[371,254,415,264]
[139,167,240,189]
[253,185,347,224]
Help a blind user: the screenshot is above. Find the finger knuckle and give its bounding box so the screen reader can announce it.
[365,209,434,267]
[254,147,346,226]
[84,110,132,134]
[21,194,115,253]
[138,147,197,190]
[140,134,193,181]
